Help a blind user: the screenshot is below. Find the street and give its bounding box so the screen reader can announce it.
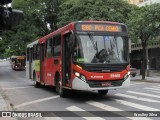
[0,61,160,120]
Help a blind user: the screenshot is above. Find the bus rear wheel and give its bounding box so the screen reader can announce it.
[33,73,41,88]
[98,90,108,96]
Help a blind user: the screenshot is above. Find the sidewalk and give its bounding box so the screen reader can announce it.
[0,87,12,111]
[131,70,160,83]
[0,87,17,120]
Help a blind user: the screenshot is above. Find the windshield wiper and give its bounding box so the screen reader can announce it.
[87,32,98,53]
[113,36,120,60]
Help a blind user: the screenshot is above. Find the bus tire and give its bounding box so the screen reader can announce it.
[98,90,108,96]
[33,72,41,88]
[56,75,68,97]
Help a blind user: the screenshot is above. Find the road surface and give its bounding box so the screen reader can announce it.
[0,61,160,120]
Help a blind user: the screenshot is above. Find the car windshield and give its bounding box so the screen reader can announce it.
[73,34,128,64]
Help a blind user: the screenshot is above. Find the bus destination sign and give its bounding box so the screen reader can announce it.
[76,24,122,32]
[17,57,25,60]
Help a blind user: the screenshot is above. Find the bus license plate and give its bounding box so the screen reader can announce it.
[101,82,111,86]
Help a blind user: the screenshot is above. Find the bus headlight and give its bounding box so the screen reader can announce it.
[124,71,130,80]
[75,71,80,77]
[74,71,87,82]
[127,71,130,75]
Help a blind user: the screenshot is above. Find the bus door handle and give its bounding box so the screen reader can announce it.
[54,59,59,65]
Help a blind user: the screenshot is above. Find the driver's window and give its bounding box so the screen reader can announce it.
[73,37,84,62]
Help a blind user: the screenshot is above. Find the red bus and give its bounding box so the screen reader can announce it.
[26,21,130,97]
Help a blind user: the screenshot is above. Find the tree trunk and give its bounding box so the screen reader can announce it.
[141,40,146,80]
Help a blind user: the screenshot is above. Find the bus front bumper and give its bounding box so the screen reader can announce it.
[72,77,130,91]
[14,66,25,70]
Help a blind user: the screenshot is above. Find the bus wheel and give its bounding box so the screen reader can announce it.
[33,73,41,88]
[98,90,108,96]
[57,76,67,97]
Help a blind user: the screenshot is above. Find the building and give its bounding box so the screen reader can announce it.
[131,41,160,70]
[128,0,160,70]
[127,0,146,5]
[138,0,160,6]
[127,0,159,5]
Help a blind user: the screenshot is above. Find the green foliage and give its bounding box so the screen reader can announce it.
[1,21,39,56]
[57,0,135,27]
[1,0,61,57]
[127,3,160,79]
[127,3,160,43]
[0,0,136,57]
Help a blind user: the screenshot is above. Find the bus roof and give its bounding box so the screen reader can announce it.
[38,22,74,44]
[37,21,126,44]
[27,40,39,48]
[11,56,25,58]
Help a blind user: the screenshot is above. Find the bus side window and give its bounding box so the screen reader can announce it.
[32,46,34,60]
[51,37,54,56]
[30,48,33,62]
[45,42,47,58]
[33,45,36,60]
[53,35,61,57]
[36,44,40,59]
[46,38,52,58]
[27,48,29,61]
[41,44,45,61]
[34,45,37,59]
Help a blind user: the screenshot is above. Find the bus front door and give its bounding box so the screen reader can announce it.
[40,44,45,83]
[29,48,33,79]
[62,33,72,87]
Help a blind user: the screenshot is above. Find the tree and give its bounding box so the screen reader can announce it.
[13,0,61,34]
[42,0,62,31]
[1,0,62,57]
[0,0,136,57]
[1,20,39,56]
[57,0,136,27]
[0,0,40,57]
[127,3,160,80]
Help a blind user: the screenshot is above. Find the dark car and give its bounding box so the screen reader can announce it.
[130,68,137,77]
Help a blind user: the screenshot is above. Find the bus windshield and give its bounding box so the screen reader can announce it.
[15,58,25,66]
[73,34,128,64]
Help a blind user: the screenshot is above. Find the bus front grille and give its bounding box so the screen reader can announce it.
[87,80,124,88]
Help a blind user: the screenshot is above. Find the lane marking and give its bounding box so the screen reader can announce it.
[148,90,160,94]
[126,91,160,99]
[66,105,105,120]
[130,83,144,86]
[86,100,122,111]
[115,93,160,102]
[151,86,160,89]
[86,101,151,120]
[14,96,59,108]
[115,99,160,111]
[3,86,33,90]
[144,88,160,91]
[44,117,63,120]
